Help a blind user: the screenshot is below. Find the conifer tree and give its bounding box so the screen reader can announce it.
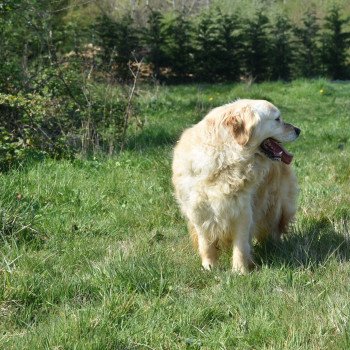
[95,15,118,64]
[270,14,294,81]
[321,6,350,79]
[218,12,242,82]
[194,9,222,81]
[294,9,321,78]
[95,14,139,81]
[144,10,166,79]
[163,12,193,80]
[243,12,271,81]
[194,8,241,82]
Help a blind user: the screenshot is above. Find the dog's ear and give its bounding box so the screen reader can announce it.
[223,106,255,146]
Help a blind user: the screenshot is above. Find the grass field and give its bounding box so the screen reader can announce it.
[1,80,350,349]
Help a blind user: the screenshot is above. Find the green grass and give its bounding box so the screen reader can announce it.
[1,79,350,349]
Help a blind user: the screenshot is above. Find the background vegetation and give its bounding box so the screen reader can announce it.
[0,0,349,168]
[1,1,350,348]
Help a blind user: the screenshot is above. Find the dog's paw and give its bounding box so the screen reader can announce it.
[201,260,215,271]
[232,257,255,275]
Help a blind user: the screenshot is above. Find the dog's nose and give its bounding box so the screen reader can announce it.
[294,127,301,136]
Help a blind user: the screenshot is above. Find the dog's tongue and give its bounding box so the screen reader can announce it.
[263,138,293,164]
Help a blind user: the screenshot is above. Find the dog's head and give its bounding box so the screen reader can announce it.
[210,99,301,164]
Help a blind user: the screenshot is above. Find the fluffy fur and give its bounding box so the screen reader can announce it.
[172,99,300,273]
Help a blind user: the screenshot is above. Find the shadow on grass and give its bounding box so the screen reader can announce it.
[255,217,350,269]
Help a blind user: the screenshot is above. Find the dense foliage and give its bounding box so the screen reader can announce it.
[92,6,349,82]
[0,0,349,170]
[322,6,350,79]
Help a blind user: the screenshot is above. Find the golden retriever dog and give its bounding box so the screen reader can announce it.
[172,99,301,274]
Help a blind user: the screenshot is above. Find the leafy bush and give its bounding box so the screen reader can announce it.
[0,60,141,170]
[77,84,135,155]
[0,92,72,171]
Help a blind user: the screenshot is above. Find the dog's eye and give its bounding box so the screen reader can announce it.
[275,117,281,122]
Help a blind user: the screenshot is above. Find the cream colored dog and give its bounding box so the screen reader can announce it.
[172,99,301,274]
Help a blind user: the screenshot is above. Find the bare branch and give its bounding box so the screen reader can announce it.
[119,55,144,152]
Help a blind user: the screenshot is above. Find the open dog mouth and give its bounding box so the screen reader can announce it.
[260,138,293,164]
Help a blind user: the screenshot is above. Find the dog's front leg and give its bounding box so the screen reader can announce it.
[232,208,254,274]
